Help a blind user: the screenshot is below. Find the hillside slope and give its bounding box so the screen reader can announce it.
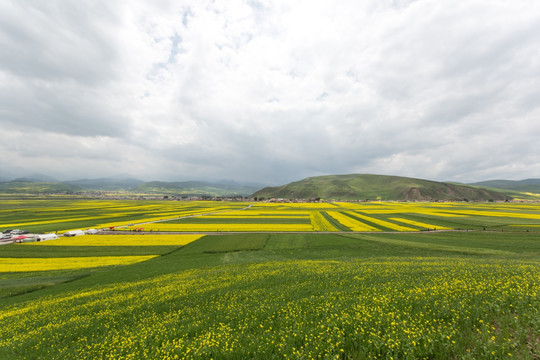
[252,174,512,201]
[0,181,82,194]
[132,181,259,196]
[63,177,144,190]
[468,179,540,194]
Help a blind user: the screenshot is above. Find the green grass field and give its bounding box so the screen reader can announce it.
[1,230,539,359]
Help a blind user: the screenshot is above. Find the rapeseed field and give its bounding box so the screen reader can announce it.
[0,253,538,359]
[0,205,539,359]
[2,199,540,233]
[0,255,157,272]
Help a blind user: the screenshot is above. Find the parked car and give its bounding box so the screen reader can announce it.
[2,229,13,234]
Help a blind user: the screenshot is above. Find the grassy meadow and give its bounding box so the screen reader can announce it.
[0,199,539,359]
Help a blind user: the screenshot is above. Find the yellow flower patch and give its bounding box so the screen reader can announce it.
[22,235,204,246]
[389,218,452,230]
[130,223,313,232]
[326,211,379,232]
[0,256,158,272]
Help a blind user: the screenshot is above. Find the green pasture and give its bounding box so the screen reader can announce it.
[0,231,539,359]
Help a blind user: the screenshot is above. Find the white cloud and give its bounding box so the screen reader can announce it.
[1,0,539,184]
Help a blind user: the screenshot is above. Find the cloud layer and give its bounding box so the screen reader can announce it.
[1,0,539,184]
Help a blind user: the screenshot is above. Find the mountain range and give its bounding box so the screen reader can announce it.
[0,174,539,200]
[0,177,261,197]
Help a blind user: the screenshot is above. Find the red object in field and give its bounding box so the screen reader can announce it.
[109,226,114,230]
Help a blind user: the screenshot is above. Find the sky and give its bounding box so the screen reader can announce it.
[1,0,540,185]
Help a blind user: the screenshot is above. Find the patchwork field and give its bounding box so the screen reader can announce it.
[0,199,539,359]
[2,199,540,233]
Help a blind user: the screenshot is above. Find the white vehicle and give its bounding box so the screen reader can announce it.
[36,233,59,241]
[63,230,85,237]
[85,229,98,235]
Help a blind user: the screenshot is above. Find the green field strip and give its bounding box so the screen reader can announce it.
[396,214,477,230]
[320,211,351,231]
[0,245,178,258]
[307,233,369,248]
[180,234,269,254]
[0,273,90,299]
[264,233,310,250]
[344,233,518,257]
[378,231,540,255]
[386,217,451,231]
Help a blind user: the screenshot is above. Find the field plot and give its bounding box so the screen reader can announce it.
[128,202,540,233]
[0,234,200,298]
[2,199,540,233]
[0,199,246,233]
[21,234,204,247]
[0,255,157,272]
[0,231,539,359]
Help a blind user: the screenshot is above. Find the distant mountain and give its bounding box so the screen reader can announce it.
[12,173,58,183]
[0,177,261,196]
[252,174,512,201]
[0,181,82,194]
[133,181,260,197]
[468,179,540,194]
[63,177,145,191]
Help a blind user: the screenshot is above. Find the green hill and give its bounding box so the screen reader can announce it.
[0,181,82,194]
[252,174,512,201]
[132,181,259,197]
[468,179,540,194]
[62,177,144,191]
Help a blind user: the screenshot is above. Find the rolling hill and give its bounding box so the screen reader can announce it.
[131,181,260,197]
[0,181,83,194]
[0,178,260,197]
[63,177,145,191]
[468,179,540,194]
[252,174,512,201]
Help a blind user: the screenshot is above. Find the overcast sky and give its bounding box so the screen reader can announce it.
[1,0,539,184]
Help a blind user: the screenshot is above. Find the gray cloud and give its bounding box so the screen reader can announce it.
[1,0,539,184]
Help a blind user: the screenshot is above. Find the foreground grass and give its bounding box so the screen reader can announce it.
[0,232,539,359]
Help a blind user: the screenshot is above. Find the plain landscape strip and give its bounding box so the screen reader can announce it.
[343,233,518,257]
